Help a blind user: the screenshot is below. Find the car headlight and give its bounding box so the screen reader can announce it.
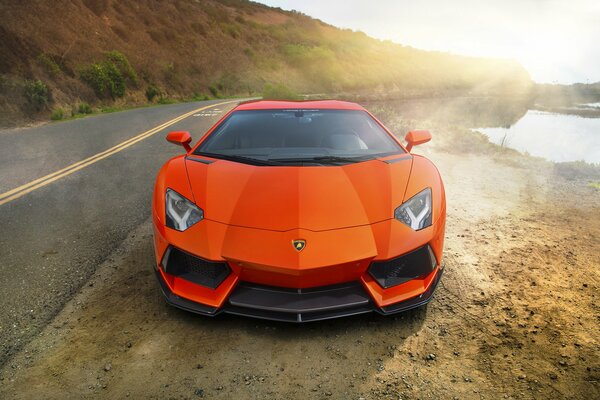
[165,189,204,231]
[394,188,432,230]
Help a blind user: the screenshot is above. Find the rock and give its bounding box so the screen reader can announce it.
[194,388,204,397]
[104,363,112,372]
[196,364,204,369]
[425,353,436,361]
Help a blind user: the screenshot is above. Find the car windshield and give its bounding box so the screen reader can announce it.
[194,109,404,165]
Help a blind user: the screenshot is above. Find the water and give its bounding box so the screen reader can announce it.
[579,102,600,109]
[366,96,600,164]
[476,110,600,164]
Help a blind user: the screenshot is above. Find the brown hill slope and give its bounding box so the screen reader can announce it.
[0,0,532,126]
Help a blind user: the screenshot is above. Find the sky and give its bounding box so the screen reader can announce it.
[256,0,600,84]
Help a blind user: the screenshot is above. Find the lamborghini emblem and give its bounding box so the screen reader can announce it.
[292,239,306,252]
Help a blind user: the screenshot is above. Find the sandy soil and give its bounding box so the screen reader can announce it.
[0,124,598,399]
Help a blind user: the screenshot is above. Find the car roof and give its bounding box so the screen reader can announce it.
[234,100,366,111]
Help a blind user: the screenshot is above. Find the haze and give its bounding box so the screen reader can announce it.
[258,0,600,84]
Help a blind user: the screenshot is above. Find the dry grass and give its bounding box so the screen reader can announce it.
[0,0,534,126]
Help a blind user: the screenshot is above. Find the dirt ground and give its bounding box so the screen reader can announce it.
[0,123,598,399]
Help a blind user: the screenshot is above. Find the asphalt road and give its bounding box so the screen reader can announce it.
[0,99,240,366]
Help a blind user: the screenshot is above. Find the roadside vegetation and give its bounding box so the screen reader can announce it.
[262,83,301,100]
[0,0,538,127]
[79,51,138,99]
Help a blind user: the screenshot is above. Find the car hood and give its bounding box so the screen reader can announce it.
[185,157,413,232]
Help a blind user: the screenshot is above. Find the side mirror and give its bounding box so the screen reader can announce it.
[166,131,192,152]
[404,130,431,152]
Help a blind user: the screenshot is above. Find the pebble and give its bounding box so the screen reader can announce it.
[194,388,204,397]
[104,363,111,372]
[425,353,436,361]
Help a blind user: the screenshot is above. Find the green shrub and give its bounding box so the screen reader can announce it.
[192,92,210,101]
[262,83,301,100]
[79,61,126,99]
[24,80,50,111]
[77,103,93,114]
[145,84,161,101]
[50,107,64,120]
[105,50,138,86]
[79,51,137,99]
[157,96,175,104]
[208,84,221,98]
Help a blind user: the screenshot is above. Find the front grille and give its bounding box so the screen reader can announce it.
[162,247,230,289]
[368,245,436,288]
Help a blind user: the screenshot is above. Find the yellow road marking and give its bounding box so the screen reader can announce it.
[0,100,238,206]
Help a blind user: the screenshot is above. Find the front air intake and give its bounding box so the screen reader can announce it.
[368,245,436,289]
[161,247,230,289]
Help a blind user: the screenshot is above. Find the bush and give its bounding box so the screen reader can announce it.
[208,84,221,98]
[157,96,175,105]
[50,108,64,120]
[77,103,93,114]
[24,80,50,111]
[145,84,161,102]
[192,93,210,101]
[262,83,301,100]
[80,61,125,99]
[105,50,138,86]
[79,51,137,99]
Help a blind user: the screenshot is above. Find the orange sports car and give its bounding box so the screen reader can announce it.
[152,100,445,322]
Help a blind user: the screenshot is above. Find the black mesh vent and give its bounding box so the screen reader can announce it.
[163,247,230,289]
[368,245,436,288]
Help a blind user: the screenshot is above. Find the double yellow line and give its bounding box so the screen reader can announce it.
[0,100,237,207]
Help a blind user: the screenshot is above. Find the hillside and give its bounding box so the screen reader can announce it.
[0,0,532,126]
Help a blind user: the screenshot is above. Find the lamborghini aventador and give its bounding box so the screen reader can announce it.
[152,100,446,322]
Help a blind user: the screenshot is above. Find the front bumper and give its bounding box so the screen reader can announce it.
[154,265,443,323]
[152,213,446,322]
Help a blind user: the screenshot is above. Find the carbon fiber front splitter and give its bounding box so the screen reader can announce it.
[154,266,443,323]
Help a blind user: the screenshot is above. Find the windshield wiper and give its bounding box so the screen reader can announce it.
[194,152,281,166]
[268,155,371,164]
